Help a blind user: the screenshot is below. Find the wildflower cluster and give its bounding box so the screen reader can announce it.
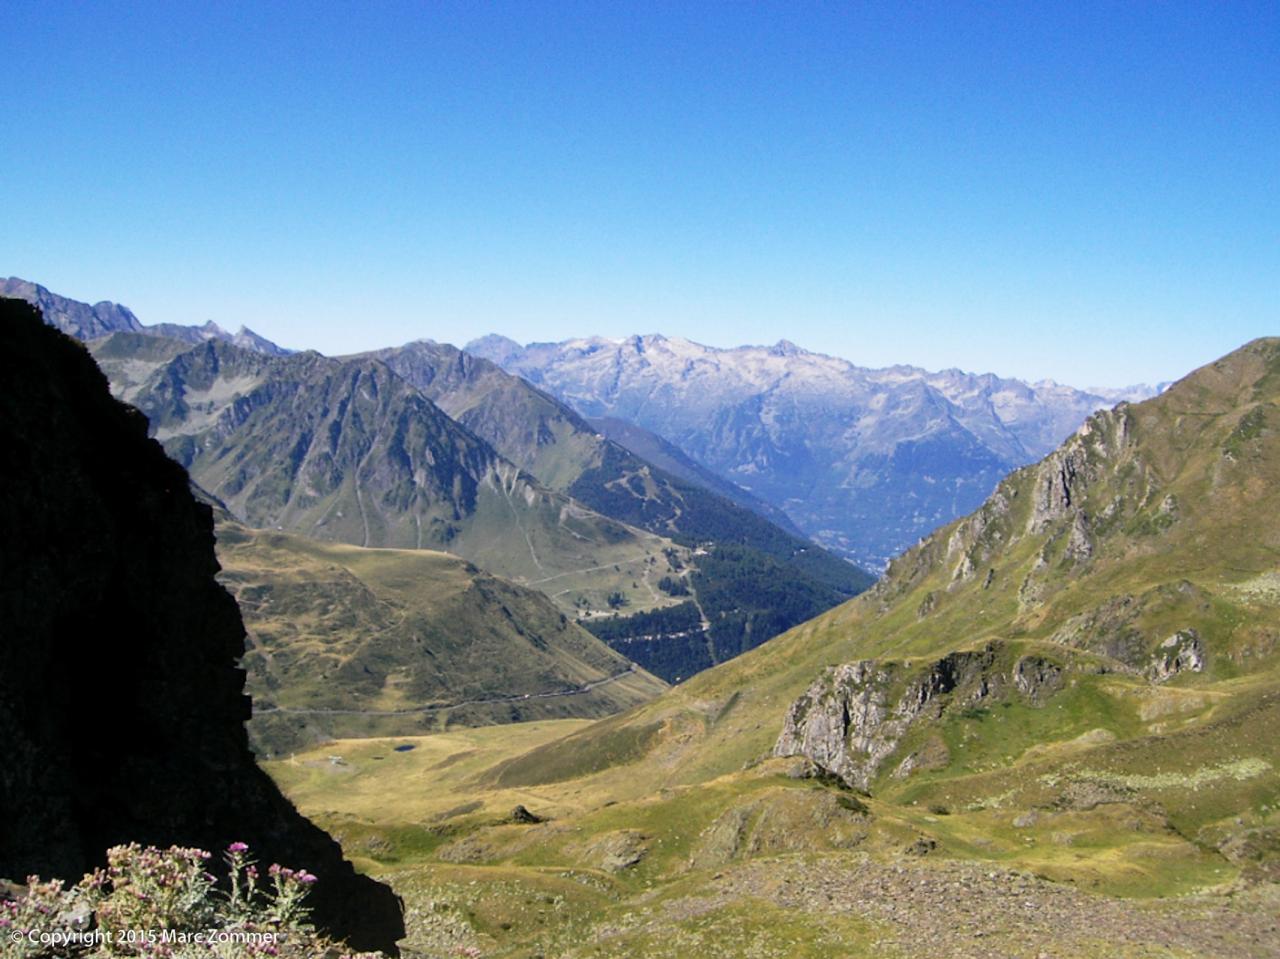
[0,844,380,959]
[221,845,315,930]
[96,844,216,939]
[1,876,94,958]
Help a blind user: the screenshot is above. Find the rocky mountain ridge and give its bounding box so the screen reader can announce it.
[352,340,816,542]
[88,334,676,601]
[3,276,290,355]
[467,332,1159,568]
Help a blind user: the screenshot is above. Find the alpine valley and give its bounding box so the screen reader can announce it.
[4,282,1277,959]
[5,8,1273,959]
[270,336,1280,958]
[7,279,872,691]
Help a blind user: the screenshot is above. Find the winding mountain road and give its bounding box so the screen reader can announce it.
[253,664,640,717]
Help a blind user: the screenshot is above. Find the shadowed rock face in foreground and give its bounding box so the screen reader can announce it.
[0,299,404,954]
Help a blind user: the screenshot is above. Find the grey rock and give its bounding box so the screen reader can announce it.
[585,830,648,873]
[1065,512,1093,562]
[1026,407,1134,536]
[511,804,544,824]
[1146,630,1205,683]
[773,645,1006,790]
[1014,656,1065,704]
[904,837,938,856]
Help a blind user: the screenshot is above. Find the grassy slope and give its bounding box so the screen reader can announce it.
[216,522,666,757]
[536,339,1280,793]
[267,340,1280,957]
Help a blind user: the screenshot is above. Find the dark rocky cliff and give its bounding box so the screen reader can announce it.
[0,298,403,953]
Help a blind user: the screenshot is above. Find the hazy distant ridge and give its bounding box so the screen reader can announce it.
[2,277,291,356]
[467,333,1159,568]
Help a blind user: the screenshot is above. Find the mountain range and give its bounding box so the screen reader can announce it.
[5,278,1276,956]
[269,335,1280,957]
[6,279,872,686]
[349,339,873,678]
[6,277,1180,693]
[358,339,801,533]
[92,329,872,681]
[468,333,1159,569]
[88,332,682,601]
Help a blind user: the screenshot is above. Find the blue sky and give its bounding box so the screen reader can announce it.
[3,1,1276,387]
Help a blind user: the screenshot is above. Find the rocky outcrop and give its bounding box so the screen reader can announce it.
[0,300,403,953]
[1027,408,1132,534]
[1013,656,1066,703]
[1047,585,1212,678]
[1029,445,1087,532]
[578,830,649,873]
[1146,630,1205,683]
[771,643,1069,791]
[1048,595,1145,664]
[773,642,983,783]
[1065,511,1094,563]
[773,660,900,791]
[690,788,870,869]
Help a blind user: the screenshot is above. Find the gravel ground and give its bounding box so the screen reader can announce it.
[695,854,1280,958]
[388,853,1279,958]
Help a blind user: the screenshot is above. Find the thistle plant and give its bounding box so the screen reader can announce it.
[260,865,316,928]
[220,844,255,923]
[0,844,380,959]
[95,844,217,942]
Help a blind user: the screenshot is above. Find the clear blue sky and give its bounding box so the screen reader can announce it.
[3,1,1276,387]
